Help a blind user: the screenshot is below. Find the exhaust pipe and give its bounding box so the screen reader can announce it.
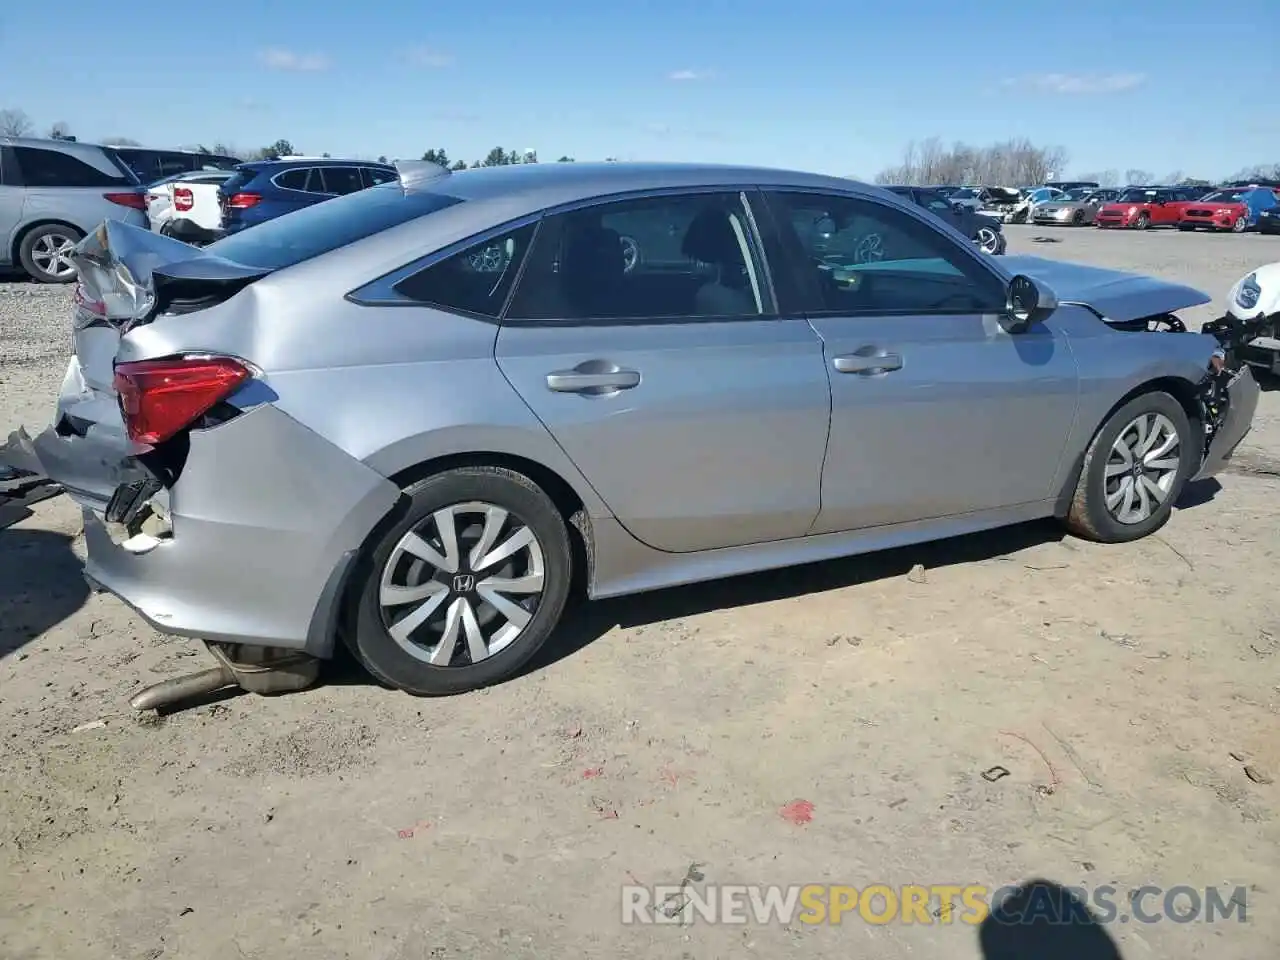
[129,665,235,711]
[129,642,321,712]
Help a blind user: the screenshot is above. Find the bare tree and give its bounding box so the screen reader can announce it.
[1163,170,1184,185]
[1228,162,1280,182]
[102,136,143,146]
[0,108,33,137]
[47,121,73,140]
[874,138,1070,187]
[1124,168,1154,186]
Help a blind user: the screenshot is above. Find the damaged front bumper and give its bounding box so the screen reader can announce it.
[1193,364,1260,482]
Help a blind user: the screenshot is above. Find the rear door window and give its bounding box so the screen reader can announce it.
[274,168,309,191]
[304,168,330,194]
[12,146,132,187]
[320,166,364,196]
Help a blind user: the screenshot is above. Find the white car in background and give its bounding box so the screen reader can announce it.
[1002,187,1066,224]
[145,169,235,242]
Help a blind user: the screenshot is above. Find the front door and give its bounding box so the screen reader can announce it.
[495,189,832,553]
[760,188,1081,534]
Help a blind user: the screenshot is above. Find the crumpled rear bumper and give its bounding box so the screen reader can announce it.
[1194,365,1261,482]
[16,397,402,656]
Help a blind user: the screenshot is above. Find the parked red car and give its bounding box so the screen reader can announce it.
[1178,187,1280,233]
[1095,186,1199,229]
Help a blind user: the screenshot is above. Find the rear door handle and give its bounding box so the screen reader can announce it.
[546,368,641,393]
[832,351,903,375]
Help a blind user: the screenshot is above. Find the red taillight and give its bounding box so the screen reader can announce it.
[173,186,194,212]
[104,191,147,210]
[113,356,251,446]
[226,192,261,209]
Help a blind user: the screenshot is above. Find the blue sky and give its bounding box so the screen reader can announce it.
[2,0,1277,179]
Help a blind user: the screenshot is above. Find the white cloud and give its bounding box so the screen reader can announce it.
[258,48,331,72]
[667,69,715,81]
[403,47,455,67]
[1004,72,1146,94]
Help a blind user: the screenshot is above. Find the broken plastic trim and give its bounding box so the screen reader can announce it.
[394,159,452,192]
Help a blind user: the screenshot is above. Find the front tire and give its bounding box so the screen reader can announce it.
[976,226,1002,254]
[1064,392,1195,543]
[1133,212,1150,230]
[1232,216,1248,233]
[1071,210,1085,226]
[347,466,573,696]
[18,224,84,283]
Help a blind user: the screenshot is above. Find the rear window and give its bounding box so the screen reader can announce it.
[219,168,260,196]
[206,184,465,270]
[12,146,132,187]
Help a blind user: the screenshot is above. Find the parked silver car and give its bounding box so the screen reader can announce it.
[0,137,148,282]
[6,161,1259,697]
[1032,187,1121,226]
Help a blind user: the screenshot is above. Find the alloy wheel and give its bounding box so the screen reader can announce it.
[1232,216,1248,233]
[1103,413,1181,524]
[379,501,546,666]
[619,235,639,273]
[976,227,1000,253]
[29,233,77,280]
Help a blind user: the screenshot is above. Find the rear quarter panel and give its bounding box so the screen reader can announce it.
[13,189,147,249]
[115,242,614,520]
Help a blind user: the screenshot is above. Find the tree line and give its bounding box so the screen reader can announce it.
[3,106,1276,184]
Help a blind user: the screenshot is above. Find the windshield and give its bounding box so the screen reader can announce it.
[206,183,465,270]
[950,189,977,199]
[1030,189,1058,202]
[1118,189,1157,202]
[1201,191,1245,203]
[1061,188,1092,201]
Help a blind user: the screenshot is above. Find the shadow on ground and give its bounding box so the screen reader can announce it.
[521,518,1069,680]
[0,526,89,658]
[979,878,1123,959]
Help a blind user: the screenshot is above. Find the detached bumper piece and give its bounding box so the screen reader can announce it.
[0,431,64,529]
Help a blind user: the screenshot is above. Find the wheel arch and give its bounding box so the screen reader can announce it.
[12,218,86,266]
[1054,375,1203,513]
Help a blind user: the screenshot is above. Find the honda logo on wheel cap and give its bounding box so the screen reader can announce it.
[452,574,475,593]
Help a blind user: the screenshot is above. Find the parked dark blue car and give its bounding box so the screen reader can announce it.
[217,158,399,234]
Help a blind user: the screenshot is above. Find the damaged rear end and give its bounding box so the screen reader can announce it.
[4,219,399,660]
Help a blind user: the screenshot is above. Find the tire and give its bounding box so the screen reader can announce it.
[1232,216,1248,233]
[1133,212,1150,230]
[346,466,573,696]
[18,224,84,283]
[1071,210,1085,226]
[976,226,1001,254]
[1063,391,1196,543]
[1177,224,1194,232]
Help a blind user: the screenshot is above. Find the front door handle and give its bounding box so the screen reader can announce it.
[546,366,641,393]
[832,351,903,375]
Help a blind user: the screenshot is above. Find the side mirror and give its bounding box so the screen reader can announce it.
[1004,274,1057,334]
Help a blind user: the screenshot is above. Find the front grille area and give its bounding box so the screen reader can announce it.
[1186,209,1214,217]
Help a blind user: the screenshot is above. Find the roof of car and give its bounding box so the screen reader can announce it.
[429,161,856,207]
[246,157,396,169]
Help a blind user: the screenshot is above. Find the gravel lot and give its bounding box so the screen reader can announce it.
[3,227,1280,959]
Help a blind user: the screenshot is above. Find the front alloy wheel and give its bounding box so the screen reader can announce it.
[976,226,1001,254]
[1103,413,1181,524]
[1063,391,1192,543]
[348,466,573,696]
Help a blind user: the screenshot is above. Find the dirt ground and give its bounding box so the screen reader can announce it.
[2,226,1280,959]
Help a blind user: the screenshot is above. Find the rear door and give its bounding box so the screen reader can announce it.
[494,189,832,553]
[319,166,365,197]
[760,188,1080,533]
